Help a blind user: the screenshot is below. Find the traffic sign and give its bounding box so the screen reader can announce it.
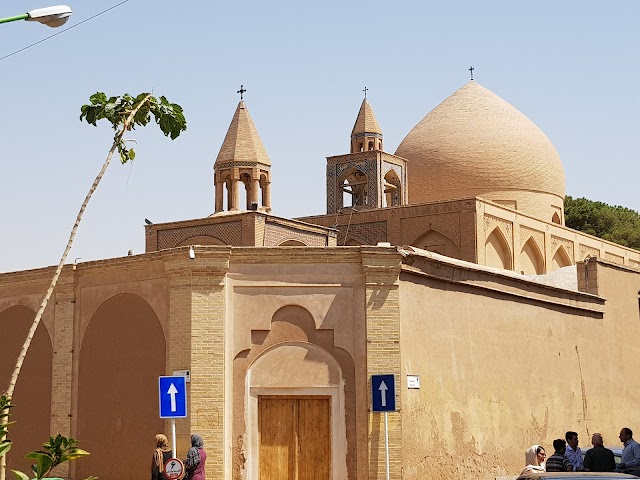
[371,374,396,412]
[159,376,187,418]
[164,458,184,479]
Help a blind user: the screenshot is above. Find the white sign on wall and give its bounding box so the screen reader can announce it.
[407,375,420,389]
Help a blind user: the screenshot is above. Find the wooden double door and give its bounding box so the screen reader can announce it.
[258,396,331,480]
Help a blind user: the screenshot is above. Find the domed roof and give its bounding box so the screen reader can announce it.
[395,81,566,209]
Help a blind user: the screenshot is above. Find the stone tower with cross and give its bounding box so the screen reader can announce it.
[325,95,408,214]
[213,94,272,213]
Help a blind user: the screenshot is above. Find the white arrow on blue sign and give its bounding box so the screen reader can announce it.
[159,376,187,418]
[371,374,396,412]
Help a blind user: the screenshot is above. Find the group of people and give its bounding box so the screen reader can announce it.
[152,433,207,480]
[522,428,640,475]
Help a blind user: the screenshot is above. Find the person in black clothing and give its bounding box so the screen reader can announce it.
[546,439,573,472]
[584,433,616,472]
[151,433,173,480]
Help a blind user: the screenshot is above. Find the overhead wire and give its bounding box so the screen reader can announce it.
[0,0,130,63]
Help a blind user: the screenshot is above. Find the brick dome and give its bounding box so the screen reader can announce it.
[395,81,566,222]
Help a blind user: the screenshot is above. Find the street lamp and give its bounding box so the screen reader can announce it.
[0,5,72,28]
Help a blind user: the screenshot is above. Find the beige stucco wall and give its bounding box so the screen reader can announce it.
[397,258,640,479]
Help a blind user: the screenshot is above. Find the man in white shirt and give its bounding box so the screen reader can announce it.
[618,427,640,474]
[565,431,584,472]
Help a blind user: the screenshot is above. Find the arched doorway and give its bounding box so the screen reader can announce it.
[0,306,52,474]
[76,293,165,480]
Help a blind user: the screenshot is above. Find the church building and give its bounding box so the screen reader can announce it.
[1,80,639,480]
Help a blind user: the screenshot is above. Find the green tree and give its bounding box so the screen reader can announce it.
[1,93,187,480]
[565,196,640,250]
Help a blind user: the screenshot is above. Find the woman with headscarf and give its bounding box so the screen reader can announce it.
[520,444,546,474]
[151,434,172,480]
[185,433,207,480]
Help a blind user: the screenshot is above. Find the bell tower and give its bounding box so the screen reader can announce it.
[214,87,272,213]
[325,92,408,214]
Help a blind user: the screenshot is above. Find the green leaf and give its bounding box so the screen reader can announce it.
[33,452,53,478]
[59,448,90,462]
[128,149,135,161]
[11,470,30,480]
[0,442,12,456]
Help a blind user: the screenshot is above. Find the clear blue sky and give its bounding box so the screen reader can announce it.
[1,1,638,272]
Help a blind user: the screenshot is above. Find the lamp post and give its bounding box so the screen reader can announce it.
[0,5,72,28]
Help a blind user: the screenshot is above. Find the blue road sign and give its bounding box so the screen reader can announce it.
[159,376,187,418]
[371,374,396,412]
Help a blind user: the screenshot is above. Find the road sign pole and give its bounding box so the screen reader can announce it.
[171,418,177,458]
[384,411,390,480]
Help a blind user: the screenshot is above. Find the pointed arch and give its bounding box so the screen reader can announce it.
[178,235,226,246]
[551,245,572,271]
[411,229,460,259]
[520,237,544,275]
[76,293,165,480]
[485,227,512,270]
[552,212,561,224]
[383,170,402,207]
[0,305,52,474]
[338,167,368,208]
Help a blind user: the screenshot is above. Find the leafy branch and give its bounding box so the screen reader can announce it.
[1,92,186,480]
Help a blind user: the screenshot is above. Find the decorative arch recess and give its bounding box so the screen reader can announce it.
[0,306,52,474]
[520,237,545,275]
[551,245,572,271]
[485,227,512,270]
[234,305,354,480]
[177,235,226,247]
[278,240,307,246]
[412,229,460,259]
[76,293,166,480]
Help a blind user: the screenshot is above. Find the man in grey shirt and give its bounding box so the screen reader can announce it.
[618,427,640,474]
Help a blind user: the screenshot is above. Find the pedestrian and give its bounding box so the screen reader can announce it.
[520,445,546,474]
[565,431,584,471]
[185,433,207,480]
[584,433,615,472]
[151,433,172,480]
[546,439,573,472]
[618,427,640,474]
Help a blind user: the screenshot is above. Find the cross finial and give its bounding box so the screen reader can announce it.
[237,85,247,100]
[363,86,368,99]
[468,66,474,81]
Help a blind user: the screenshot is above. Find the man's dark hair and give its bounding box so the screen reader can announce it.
[622,427,633,438]
[553,439,567,452]
[565,431,578,442]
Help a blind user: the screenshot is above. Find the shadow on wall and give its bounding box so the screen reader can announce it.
[76,293,166,480]
[0,305,52,475]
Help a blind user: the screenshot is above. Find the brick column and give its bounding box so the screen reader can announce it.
[49,270,76,479]
[166,249,231,477]
[215,179,224,213]
[362,247,403,480]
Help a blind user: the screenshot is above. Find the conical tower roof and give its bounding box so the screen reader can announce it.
[215,101,271,166]
[351,99,382,136]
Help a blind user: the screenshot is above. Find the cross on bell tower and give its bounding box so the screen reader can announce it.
[237,85,247,100]
[468,66,474,81]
